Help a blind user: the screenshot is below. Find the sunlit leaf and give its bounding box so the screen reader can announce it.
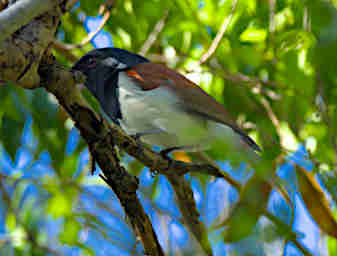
[222,175,271,242]
[296,164,337,239]
[47,194,73,219]
[5,213,16,232]
[276,30,316,57]
[240,28,267,43]
[59,217,81,245]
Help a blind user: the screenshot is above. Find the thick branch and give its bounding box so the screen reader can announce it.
[0,0,63,42]
[0,1,61,88]
[166,174,212,256]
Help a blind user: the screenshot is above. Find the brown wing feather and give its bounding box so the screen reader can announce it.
[126,63,261,152]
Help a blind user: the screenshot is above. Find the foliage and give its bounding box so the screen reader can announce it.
[1,0,337,255]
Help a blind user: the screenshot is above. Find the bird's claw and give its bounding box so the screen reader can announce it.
[130,133,145,155]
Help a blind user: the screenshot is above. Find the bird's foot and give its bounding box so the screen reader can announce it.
[159,146,183,160]
[130,133,145,156]
[148,147,180,177]
[159,146,186,175]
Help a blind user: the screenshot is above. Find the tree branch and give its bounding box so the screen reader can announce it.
[199,0,238,64]
[54,8,111,50]
[139,9,169,56]
[166,174,212,255]
[0,0,64,42]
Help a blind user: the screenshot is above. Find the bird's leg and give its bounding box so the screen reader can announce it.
[129,129,163,141]
[129,129,164,156]
[159,146,184,159]
[130,129,165,177]
[150,146,186,177]
[129,133,145,156]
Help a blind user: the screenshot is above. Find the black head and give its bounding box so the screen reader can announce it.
[72,48,149,75]
[71,48,149,123]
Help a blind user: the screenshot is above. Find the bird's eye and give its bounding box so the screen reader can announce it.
[87,58,97,68]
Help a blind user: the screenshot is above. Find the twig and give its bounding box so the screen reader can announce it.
[269,0,275,34]
[52,40,78,62]
[283,188,296,255]
[303,6,311,32]
[193,152,241,190]
[199,0,238,64]
[207,59,281,90]
[264,212,313,256]
[139,9,169,56]
[64,0,79,12]
[259,96,282,139]
[166,174,213,256]
[207,58,306,98]
[99,0,116,14]
[55,10,111,50]
[53,2,114,61]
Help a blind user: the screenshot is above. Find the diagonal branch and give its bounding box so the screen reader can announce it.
[54,10,111,50]
[166,174,212,255]
[53,1,114,61]
[139,9,169,56]
[199,0,238,64]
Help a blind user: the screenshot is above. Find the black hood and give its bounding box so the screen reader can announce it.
[72,48,149,72]
[71,48,150,123]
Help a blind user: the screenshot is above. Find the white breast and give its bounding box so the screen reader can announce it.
[117,73,259,165]
[117,72,211,150]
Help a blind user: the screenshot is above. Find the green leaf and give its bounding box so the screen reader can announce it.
[79,0,102,16]
[60,155,79,177]
[78,244,95,256]
[276,30,316,57]
[240,28,267,43]
[0,115,25,160]
[30,89,68,170]
[47,194,73,219]
[5,213,16,232]
[59,217,81,246]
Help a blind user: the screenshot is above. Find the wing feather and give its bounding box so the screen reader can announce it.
[126,63,261,152]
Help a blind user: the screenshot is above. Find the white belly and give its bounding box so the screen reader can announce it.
[117,73,259,165]
[118,73,210,151]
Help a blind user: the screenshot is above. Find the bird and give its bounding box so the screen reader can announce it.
[71,48,261,166]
